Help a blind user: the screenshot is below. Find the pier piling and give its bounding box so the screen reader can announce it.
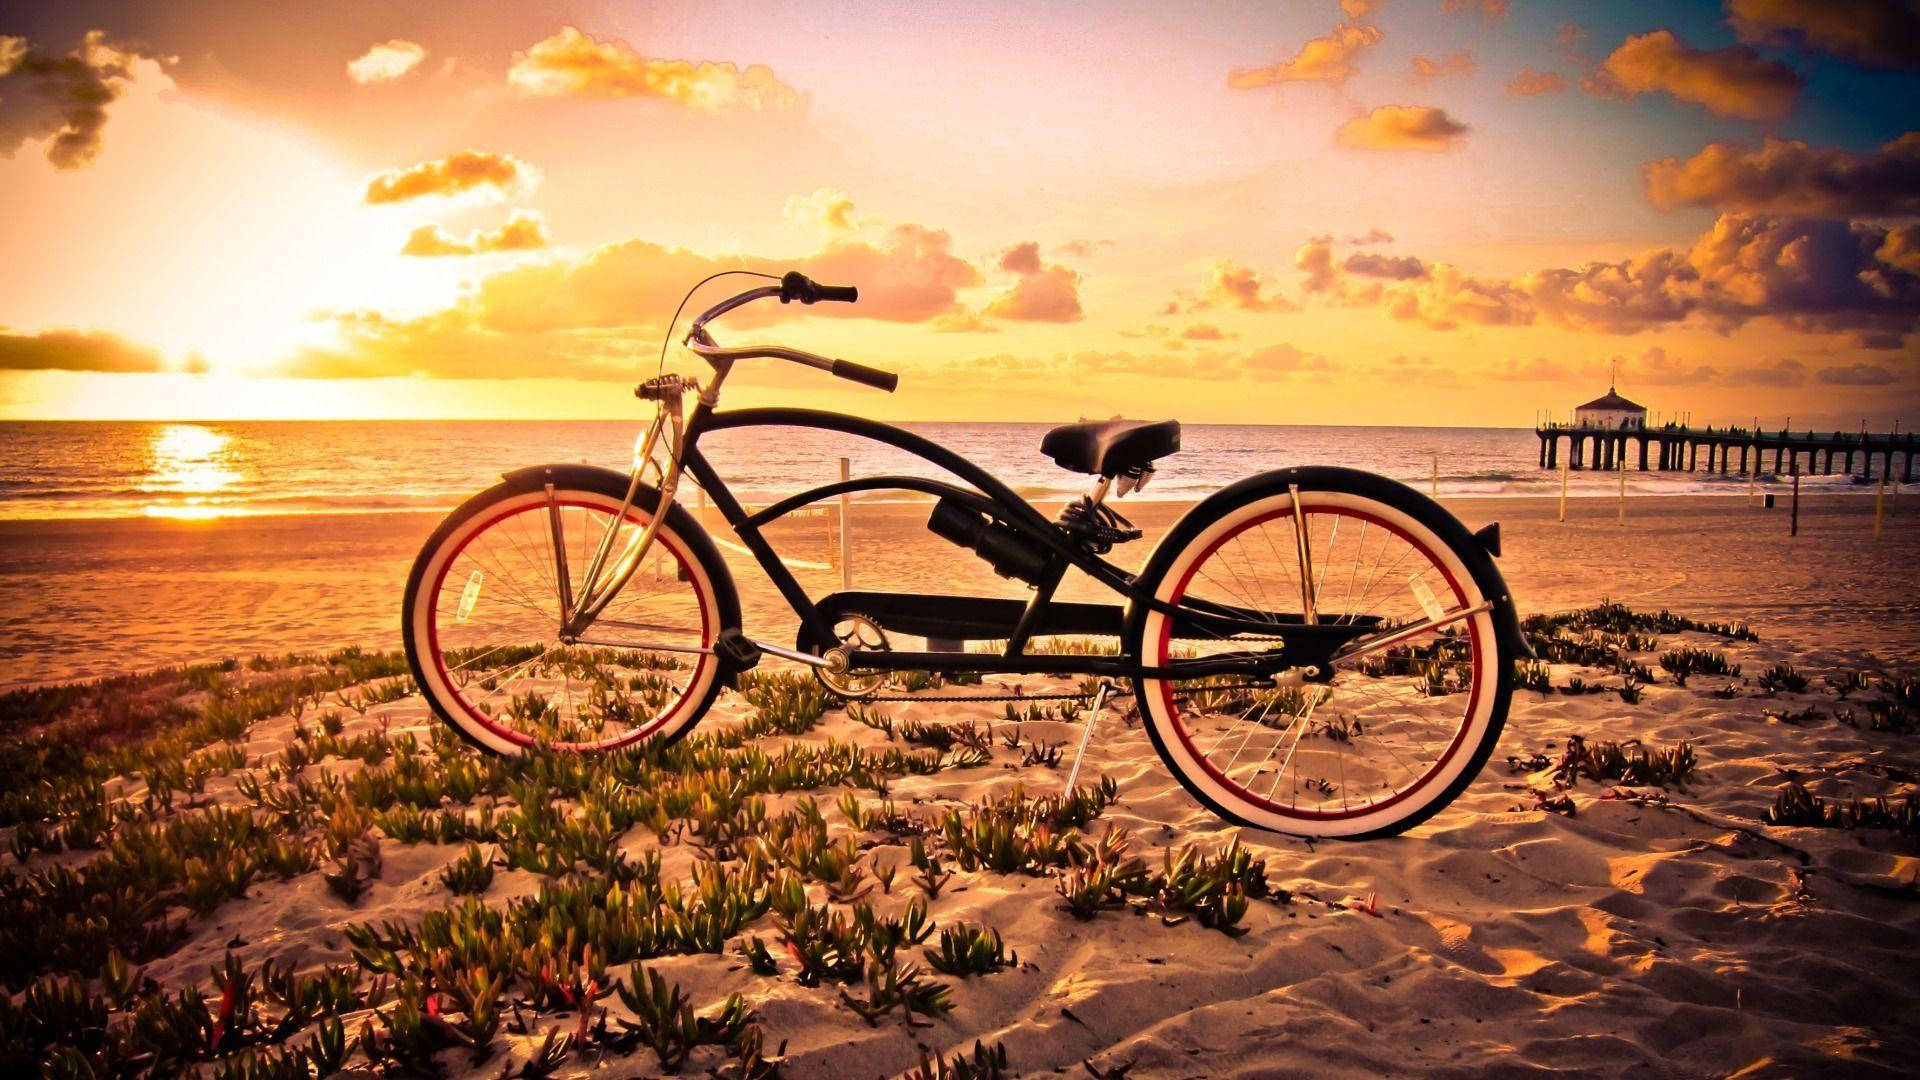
[1535,422,1918,484]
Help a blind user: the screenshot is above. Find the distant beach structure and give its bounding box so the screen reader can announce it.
[1571,386,1646,431]
[1537,385,1917,480]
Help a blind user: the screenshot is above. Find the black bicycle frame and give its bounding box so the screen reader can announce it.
[670,404,1377,680]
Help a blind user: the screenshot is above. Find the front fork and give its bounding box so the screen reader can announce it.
[560,377,704,640]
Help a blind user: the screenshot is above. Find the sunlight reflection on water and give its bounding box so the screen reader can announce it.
[142,424,245,518]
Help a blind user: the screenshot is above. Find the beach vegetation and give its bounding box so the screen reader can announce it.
[1556,735,1697,788]
[1658,647,1740,686]
[1757,663,1810,695]
[1766,782,1919,839]
[613,964,753,1071]
[906,1038,1010,1079]
[1767,704,1824,726]
[1826,670,1871,698]
[925,923,1017,977]
[438,842,496,895]
[1524,602,1757,643]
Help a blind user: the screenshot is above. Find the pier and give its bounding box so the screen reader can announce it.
[1535,422,1920,481]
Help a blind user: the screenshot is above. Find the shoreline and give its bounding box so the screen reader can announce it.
[2,492,1915,689]
[1,477,1907,526]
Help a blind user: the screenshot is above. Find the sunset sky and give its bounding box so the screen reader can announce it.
[1,0,1916,426]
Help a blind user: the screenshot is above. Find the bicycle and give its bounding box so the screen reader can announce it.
[402,271,1532,838]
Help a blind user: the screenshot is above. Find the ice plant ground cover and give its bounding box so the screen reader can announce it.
[0,605,1915,1077]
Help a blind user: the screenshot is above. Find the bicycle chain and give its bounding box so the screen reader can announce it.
[817,612,1284,704]
[834,681,1282,704]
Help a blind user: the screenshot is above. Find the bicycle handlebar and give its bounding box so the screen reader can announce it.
[684,271,896,392]
[830,357,898,392]
[780,270,858,305]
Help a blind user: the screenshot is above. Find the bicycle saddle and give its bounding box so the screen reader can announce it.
[1039,419,1181,476]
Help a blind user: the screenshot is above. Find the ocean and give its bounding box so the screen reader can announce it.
[0,419,1878,522]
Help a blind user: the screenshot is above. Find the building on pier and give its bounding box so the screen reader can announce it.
[1572,387,1647,431]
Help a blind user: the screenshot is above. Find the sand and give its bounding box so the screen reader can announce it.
[4,489,1918,1076]
[2,491,1915,687]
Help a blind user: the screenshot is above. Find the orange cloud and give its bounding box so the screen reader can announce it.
[782,187,870,237]
[1442,0,1510,19]
[984,243,1084,322]
[508,26,800,112]
[1642,133,1920,217]
[347,40,426,84]
[1585,30,1801,122]
[1295,238,1337,293]
[999,241,1044,276]
[294,217,986,379]
[1344,252,1427,279]
[1175,259,1296,312]
[0,328,164,372]
[1724,357,1807,387]
[1506,68,1567,96]
[1339,0,1384,17]
[973,343,1333,384]
[362,149,537,205]
[1228,22,1383,88]
[401,210,551,256]
[1488,357,1572,381]
[1241,344,1336,380]
[480,224,980,333]
[931,312,997,333]
[0,30,139,171]
[1411,51,1476,79]
[1728,0,1920,70]
[1058,239,1113,257]
[1303,215,1920,347]
[1335,105,1468,151]
[1181,323,1231,340]
[1818,362,1901,386]
[1604,346,1721,386]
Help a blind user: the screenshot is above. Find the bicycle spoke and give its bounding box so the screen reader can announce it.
[423,495,714,752]
[1148,493,1489,823]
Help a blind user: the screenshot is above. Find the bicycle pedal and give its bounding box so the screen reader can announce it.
[714,628,762,671]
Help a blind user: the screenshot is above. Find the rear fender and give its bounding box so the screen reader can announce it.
[1463,524,1533,660]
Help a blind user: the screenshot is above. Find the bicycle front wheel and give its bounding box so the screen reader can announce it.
[402,467,736,755]
[1128,467,1512,839]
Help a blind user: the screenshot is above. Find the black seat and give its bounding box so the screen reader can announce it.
[1039,419,1181,476]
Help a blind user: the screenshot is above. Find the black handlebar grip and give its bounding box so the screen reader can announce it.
[832,358,898,392]
[779,270,858,304]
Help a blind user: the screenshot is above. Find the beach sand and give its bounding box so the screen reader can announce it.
[3,489,1917,1076]
[2,492,1915,687]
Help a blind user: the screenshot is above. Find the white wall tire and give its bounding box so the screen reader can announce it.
[403,481,728,756]
[1132,476,1511,839]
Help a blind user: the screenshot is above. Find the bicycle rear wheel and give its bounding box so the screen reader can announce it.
[1128,467,1512,838]
[402,467,736,755]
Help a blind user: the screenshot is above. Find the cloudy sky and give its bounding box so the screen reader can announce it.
[1,0,1916,425]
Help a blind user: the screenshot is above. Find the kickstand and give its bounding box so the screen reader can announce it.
[1064,680,1119,793]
